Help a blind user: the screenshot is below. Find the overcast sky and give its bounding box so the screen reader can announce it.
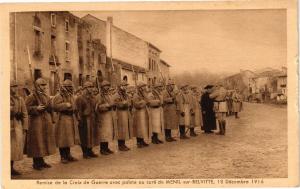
[73,10,286,75]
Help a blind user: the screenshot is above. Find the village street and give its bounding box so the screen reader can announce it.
[14,102,287,179]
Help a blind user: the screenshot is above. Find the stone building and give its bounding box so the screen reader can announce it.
[159,59,171,81]
[11,12,171,94]
[82,14,148,86]
[10,12,80,96]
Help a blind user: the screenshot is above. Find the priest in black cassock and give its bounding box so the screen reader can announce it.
[200,85,217,134]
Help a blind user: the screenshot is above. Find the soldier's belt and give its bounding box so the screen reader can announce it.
[61,110,74,116]
[117,107,129,111]
[149,105,161,108]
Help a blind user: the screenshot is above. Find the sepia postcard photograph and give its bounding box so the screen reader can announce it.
[0,0,299,188]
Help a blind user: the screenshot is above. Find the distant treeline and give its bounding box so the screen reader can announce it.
[172,71,228,89]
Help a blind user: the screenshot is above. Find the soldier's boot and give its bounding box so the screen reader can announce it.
[152,133,160,144]
[223,121,226,135]
[165,129,173,142]
[40,157,51,168]
[190,128,198,137]
[66,147,78,162]
[11,161,21,176]
[235,113,239,119]
[100,143,110,155]
[88,148,98,158]
[59,148,68,164]
[81,146,90,159]
[105,142,114,154]
[136,138,143,148]
[216,121,223,135]
[141,138,149,147]
[179,125,189,139]
[32,158,43,171]
[118,140,129,151]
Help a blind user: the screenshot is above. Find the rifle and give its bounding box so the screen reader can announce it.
[26,45,43,105]
[157,63,173,98]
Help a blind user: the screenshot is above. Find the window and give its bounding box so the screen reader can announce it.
[91,51,94,65]
[79,74,83,86]
[34,69,42,81]
[51,13,56,27]
[50,35,56,55]
[98,54,101,64]
[149,58,151,70]
[34,29,42,56]
[86,75,90,81]
[65,19,69,32]
[64,73,72,81]
[123,75,128,82]
[65,41,70,62]
[97,70,103,82]
[86,48,90,65]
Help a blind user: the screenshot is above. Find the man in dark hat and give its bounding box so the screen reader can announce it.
[10,81,28,175]
[26,78,56,170]
[52,79,79,164]
[75,81,98,158]
[200,85,217,134]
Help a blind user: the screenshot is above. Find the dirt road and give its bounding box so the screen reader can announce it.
[14,102,287,179]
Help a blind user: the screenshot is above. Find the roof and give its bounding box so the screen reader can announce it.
[160,59,171,67]
[148,42,162,53]
[112,58,146,73]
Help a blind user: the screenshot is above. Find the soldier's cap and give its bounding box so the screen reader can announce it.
[36,78,47,85]
[180,84,189,89]
[62,79,73,87]
[167,80,175,86]
[83,81,94,88]
[101,80,111,87]
[10,80,18,87]
[137,82,147,88]
[204,85,214,89]
[119,81,129,86]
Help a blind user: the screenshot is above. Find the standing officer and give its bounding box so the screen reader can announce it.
[115,81,132,151]
[178,84,191,139]
[75,81,98,159]
[95,80,116,155]
[132,82,150,148]
[200,85,216,134]
[149,83,164,144]
[190,86,202,137]
[52,79,79,164]
[232,89,243,118]
[10,81,28,175]
[210,84,228,135]
[163,80,179,142]
[26,78,56,170]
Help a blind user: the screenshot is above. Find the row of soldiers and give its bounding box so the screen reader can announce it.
[10,78,242,176]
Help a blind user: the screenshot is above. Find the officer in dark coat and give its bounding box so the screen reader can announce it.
[200,85,216,134]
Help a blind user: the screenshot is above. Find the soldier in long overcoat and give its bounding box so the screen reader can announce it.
[52,80,80,163]
[177,84,192,139]
[232,89,243,118]
[189,86,203,137]
[95,80,116,155]
[163,80,179,142]
[210,84,228,135]
[25,78,56,170]
[10,81,28,175]
[200,85,217,134]
[75,81,98,159]
[149,83,164,144]
[132,82,151,148]
[115,81,132,151]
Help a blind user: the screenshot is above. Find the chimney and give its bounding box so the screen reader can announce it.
[106,17,113,58]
